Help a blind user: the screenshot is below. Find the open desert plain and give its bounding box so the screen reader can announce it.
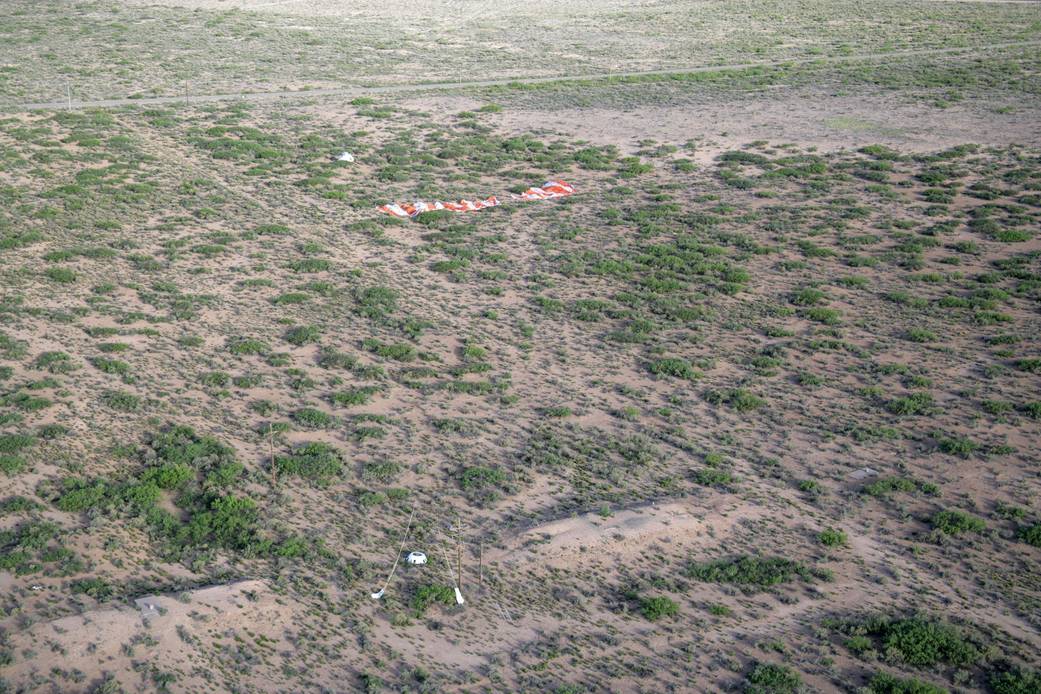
[1,0,1041,692]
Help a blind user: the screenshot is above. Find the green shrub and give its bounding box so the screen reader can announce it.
[617,157,652,178]
[34,351,76,373]
[704,452,726,467]
[705,388,765,412]
[1013,358,1041,374]
[45,267,77,283]
[905,328,938,343]
[331,387,378,406]
[884,619,979,667]
[694,468,733,487]
[274,442,343,482]
[935,433,978,457]
[227,337,270,355]
[91,357,132,378]
[744,662,801,694]
[0,331,28,359]
[721,150,770,166]
[819,528,848,547]
[432,418,468,434]
[358,490,387,507]
[931,509,986,535]
[4,393,51,412]
[189,495,261,551]
[798,479,822,495]
[255,223,290,236]
[362,460,401,482]
[290,258,331,273]
[846,635,874,655]
[791,287,826,305]
[199,371,229,387]
[271,292,309,305]
[639,595,678,621]
[0,496,41,514]
[101,390,140,411]
[204,461,244,489]
[981,400,1014,416]
[363,338,416,361]
[863,477,938,498]
[0,455,27,474]
[1016,523,1041,548]
[56,479,110,512]
[274,535,310,558]
[49,425,264,558]
[412,584,456,616]
[850,616,980,668]
[887,393,934,416]
[990,665,1041,694]
[648,357,699,380]
[360,672,385,694]
[148,425,236,468]
[687,556,823,588]
[70,577,113,600]
[0,434,34,454]
[352,425,385,441]
[292,407,335,429]
[459,465,506,490]
[142,463,193,490]
[796,371,824,386]
[284,325,322,346]
[574,145,615,170]
[318,348,358,370]
[355,285,398,319]
[430,258,469,274]
[805,307,841,324]
[120,481,161,511]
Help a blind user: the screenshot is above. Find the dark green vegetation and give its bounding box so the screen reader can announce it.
[638,595,679,621]
[41,425,313,564]
[687,555,831,589]
[868,672,948,694]
[744,662,802,694]
[833,615,1041,693]
[930,509,987,536]
[841,616,981,669]
[0,520,82,577]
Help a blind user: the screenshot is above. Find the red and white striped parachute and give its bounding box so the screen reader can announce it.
[514,180,575,201]
[378,196,500,219]
[377,180,574,219]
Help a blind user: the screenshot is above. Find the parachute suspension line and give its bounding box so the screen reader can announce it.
[438,541,465,606]
[370,504,417,600]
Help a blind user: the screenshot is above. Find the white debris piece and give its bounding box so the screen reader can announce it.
[135,597,161,620]
[371,588,385,600]
[336,151,354,162]
[454,587,465,605]
[406,551,427,565]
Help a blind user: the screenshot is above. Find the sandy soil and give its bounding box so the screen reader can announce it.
[403,91,1041,160]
